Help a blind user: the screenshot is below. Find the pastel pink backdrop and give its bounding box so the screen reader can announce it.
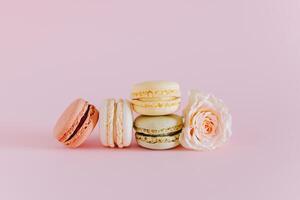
[0,0,299,199]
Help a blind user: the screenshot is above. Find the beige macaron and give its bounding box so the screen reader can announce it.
[131,81,181,116]
[134,114,183,150]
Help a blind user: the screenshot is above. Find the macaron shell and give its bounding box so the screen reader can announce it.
[53,98,88,142]
[99,99,115,147]
[65,105,99,148]
[99,100,108,146]
[122,100,133,147]
[132,102,180,116]
[137,140,180,150]
[107,99,116,147]
[114,99,133,148]
[135,132,180,150]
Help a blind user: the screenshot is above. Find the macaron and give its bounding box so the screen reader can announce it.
[99,99,133,148]
[131,81,181,116]
[134,114,183,150]
[53,98,99,148]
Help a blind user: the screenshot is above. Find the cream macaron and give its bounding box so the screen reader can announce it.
[99,99,133,148]
[131,81,181,116]
[53,98,99,148]
[134,114,183,150]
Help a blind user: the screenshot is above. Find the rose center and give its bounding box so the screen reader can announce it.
[200,112,218,135]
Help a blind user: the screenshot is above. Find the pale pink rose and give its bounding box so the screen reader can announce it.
[180,90,232,151]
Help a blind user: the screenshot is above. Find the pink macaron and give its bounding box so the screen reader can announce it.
[53,98,99,148]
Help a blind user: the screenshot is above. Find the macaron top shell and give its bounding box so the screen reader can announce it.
[131,81,181,99]
[54,99,88,142]
[134,114,183,135]
[99,99,115,147]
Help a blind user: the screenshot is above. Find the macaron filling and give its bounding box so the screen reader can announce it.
[134,124,183,135]
[65,105,91,142]
[136,130,181,137]
[135,131,180,147]
[131,89,181,99]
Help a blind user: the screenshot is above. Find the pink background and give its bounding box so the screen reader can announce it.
[0,0,299,199]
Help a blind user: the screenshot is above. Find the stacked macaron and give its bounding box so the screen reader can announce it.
[134,115,183,150]
[131,81,183,150]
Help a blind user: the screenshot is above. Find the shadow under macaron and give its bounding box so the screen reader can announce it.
[78,134,189,152]
[0,127,194,152]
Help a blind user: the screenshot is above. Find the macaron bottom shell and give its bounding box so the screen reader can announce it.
[132,103,180,116]
[135,132,180,150]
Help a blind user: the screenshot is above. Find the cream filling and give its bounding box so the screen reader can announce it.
[138,97,178,101]
[136,132,180,144]
[131,89,180,99]
[134,124,183,135]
